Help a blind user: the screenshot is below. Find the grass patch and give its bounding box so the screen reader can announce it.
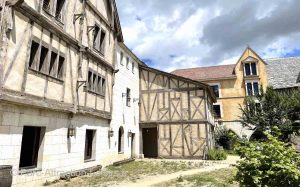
[155,167,238,187]
[49,160,204,187]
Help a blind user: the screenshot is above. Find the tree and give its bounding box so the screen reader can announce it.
[240,87,300,140]
[235,133,300,186]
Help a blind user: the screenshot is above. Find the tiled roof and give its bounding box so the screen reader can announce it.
[171,56,300,89]
[171,64,236,80]
[265,57,300,89]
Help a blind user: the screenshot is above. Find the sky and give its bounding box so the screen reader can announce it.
[115,0,300,72]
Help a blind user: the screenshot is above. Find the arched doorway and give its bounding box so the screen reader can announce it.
[118,126,124,153]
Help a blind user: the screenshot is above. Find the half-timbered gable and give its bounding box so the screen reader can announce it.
[140,66,216,159]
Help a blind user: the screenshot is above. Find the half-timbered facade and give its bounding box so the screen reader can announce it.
[139,66,216,159]
[0,0,124,186]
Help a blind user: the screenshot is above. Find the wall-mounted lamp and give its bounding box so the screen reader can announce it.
[122,93,127,97]
[108,128,114,137]
[77,80,87,92]
[73,13,84,24]
[128,130,132,137]
[68,124,76,138]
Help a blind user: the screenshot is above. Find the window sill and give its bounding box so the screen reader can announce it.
[84,159,96,163]
[118,152,124,154]
[87,90,105,97]
[92,47,105,57]
[244,75,259,80]
[42,9,64,28]
[28,68,64,84]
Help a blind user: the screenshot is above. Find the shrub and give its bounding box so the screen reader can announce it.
[215,126,239,150]
[235,134,300,186]
[207,149,227,160]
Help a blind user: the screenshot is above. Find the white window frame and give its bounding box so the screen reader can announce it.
[213,102,223,119]
[245,80,260,96]
[243,62,259,76]
[207,82,221,98]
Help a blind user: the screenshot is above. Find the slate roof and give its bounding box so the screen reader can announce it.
[171,64,236,80]
[265,56,300,89]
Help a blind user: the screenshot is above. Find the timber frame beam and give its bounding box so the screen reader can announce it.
[14,2,114,71]
[0,89,112,119]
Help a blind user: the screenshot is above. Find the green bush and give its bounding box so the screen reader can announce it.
[235,134,300,186]
[215,126,239,150]
[207,149,227,160]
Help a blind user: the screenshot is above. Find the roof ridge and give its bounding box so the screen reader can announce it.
[172,63,235,72]
[264,55,300,61]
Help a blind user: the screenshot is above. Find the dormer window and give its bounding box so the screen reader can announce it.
[244,62,257,76]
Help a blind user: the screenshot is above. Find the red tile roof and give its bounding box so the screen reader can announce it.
[171,64,236,81]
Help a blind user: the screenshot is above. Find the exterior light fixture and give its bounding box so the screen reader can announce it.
[108,128,114,137]
[122,93,127,97]
[68,124,76,138]
[77,80,88,92]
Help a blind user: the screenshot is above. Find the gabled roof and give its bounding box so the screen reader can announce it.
[171,64,236,81]
[266,56,300,89]
[141,66,217,102]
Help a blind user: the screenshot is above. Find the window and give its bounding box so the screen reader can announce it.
[210,85,220,98]
[84,129,96,161]
[39,45,49,73]
[42,0,51,12]
[213,104,221,118]
[248,102,261,114]
[246,81,260,96]
[55,0,65,21]
[87,69,106,95]
[126,88,131,107]
[126,57,130,69]
[93,25,106,55]
[28,39,65,80]
[28,40,39,69]
[19,126,45,169]
[100,30,106,54]
[120,51,124,65]
[49,51,58,76]
[43,0,65,23]
[118,127,124,153]
[244,62,257,76]
[132,62,134,73]
[93,25,100,51]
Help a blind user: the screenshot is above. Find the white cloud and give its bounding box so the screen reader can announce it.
[116,0,300,72]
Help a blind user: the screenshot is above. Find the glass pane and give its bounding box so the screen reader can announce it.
[245,63,251,76]
[211,85,219,98]
[213,105,221,118]
[253,82,259,95]
[251,63,257,75]
[246,82,253,96]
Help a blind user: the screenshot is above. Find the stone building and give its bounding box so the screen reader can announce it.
[0,0,126,186]
[110,42,144,159]
[0,0,216,186]
[172,47,300,138]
